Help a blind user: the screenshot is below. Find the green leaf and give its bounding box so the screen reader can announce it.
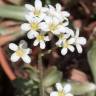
[23,66,40,83]
[42,67,62,87]
[88,41,96,83]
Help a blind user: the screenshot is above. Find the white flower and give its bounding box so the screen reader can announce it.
[9,42,31,64]
[21,16,44,39]
[40,16,64,35]
[25,0,47,20]
[33,33,50,49]
[74,28,87,53]
[57,38,75,55]
[56,33,70,47]
[48,3,70,23]
[50,83,73,96]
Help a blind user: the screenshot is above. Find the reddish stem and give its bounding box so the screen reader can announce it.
[0,47,16,80]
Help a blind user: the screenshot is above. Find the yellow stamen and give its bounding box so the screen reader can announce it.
[37,35,44,41]
[64,41,69,48]
[49,23,57,32]
[34,10,41,17]
[58,91,65,96]
[31,22,39,30]
[16,49,24,57]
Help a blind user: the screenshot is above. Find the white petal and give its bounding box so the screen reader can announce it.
[22,55,31,64]
[65,93,73,96]
[44,16,52,24]
[9,43,18,51]
[44,36,50,41]
[40,41,45,49]
[33,40,39,46]
[68,38,75,44]
[64,84,72,93]
[24,48,31,54]
[48,5,55,12]
[75,28,80,37]
[11,53,20,62]
[62,11,70,17]
[50,91,58,96]
[68,45,75,52]
[39,22,49,31]
[53,17,59,25]
[25,14,34,23]
[61,48,68,55]
[63,18,69,26]
[27,31,38,39]
[56,40,62,46]
[56,3,62,11]
[35,0,42,10]
[21,23,31,32]
[56,83,63,91]
[76,37,86,45]
[25,4,34,11]
[76,44,83,53]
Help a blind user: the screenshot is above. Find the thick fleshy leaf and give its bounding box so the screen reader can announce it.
[22,55,31,64]
[42,67,62,87]
[11,53,20,62]
[9,43,18,51]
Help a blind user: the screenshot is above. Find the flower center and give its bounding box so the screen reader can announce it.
[63,41,69,48]
[31,22,39,30]
[59,34,65,40]
[16,49,24,57]
[49,23,57,32]
[58,91,65,96]
[37,35,44,41]
[34,9,41,17]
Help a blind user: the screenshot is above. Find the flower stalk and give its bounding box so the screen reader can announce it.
[38,52,45,96]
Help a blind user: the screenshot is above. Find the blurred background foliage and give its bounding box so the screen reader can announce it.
[0,0,96,96]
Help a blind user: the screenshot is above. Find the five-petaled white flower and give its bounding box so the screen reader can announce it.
[21,16,45,39]
[50,83,73,96]
[33,33,50,49]
[40,16,64,35]
[48,3,70,23]
[56,38,75,55]
[9,42,31,64]
[56,33,70,47]
[25,0,47,20]
[74,28,86,53]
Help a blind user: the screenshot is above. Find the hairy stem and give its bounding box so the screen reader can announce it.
[38,53,45,96]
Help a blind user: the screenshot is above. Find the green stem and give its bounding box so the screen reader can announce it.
[38,53,45,96]
[0,5,25,21]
